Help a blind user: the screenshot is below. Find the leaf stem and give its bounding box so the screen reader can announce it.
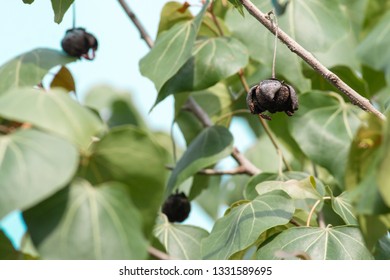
[240,0,386,121]
[147,246,173,260]
[306,196,331,227]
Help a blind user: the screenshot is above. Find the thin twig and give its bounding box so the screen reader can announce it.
[183,97,213,127]
[240,0,386,121]
[147,246,173,260]
[117,0,154,48]
[209,2,224,36]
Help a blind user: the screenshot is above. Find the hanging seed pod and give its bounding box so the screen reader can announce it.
[61,27,98,60]
[247,78,298,120]
[162,192,191,223]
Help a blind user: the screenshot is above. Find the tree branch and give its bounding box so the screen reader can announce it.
[240,0,386,121]
[117,0,154,49]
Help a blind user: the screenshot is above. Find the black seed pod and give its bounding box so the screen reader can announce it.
[247,78,298,120]
[61,27,98,60]
[162,192,191,223]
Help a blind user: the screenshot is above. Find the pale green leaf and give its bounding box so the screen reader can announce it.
[156,37,249,104]
[357,10,390,83]
[51,0,74,23]
[255,177,322,212]
[83,85,146,129]
[331,191,358,225]
[202,190,295,260]
[80,126,169,236]
[139,1,208,92]
[290,91,361,184]
[167,126,233,195]
[257,226,373,260]
[0,129,78,219]
[0,87,104,151]
[377,110,390,207]
[154,214,209,260]
[23,179,148,259]
[0,48,76,95]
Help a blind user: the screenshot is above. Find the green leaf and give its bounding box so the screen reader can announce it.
[331,191,358,225]
[0,129,78,219]
[228,0,244,16]
[80,126,169,236]
[201,190,295,260]
[23,0,35,4]
[154,214,209,260]
[23,179,148,259]
[357,10,390,83]
[51,0,74,23]
[377,110,390,207]
[156,37,249,104]
[290,91,361,185]
[167,125,233,195]
[84,85,146,129]
[139,1,208,93]
[257,226,373,260]
[374,235,390,260]
[358,214,390,250]
[255,177,322,212]
[0,48,76,95]
[245,171,321,200]
[0,87,104,151]
[157,2,193,35]
[0,230,36,260]
[284,0,353,52]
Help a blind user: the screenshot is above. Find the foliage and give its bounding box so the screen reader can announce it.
[0,0,389,260]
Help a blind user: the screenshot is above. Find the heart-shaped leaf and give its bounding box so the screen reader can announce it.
[51,0,74,23]
[0,129,78,219]
[0,87,104,151]
[167,125,233,195]
[23,179,148,259]
[257,226,373,260]
[80,126,169,236]
[139,0,209,92]
[330,191,358,225]
[290,91,361,185]
[84,85,146,129]
[255,177,322,212]
[155,37,249,104]
[154,214,209,260]
[357,10,390,82]
[201,190,295,260]
[0,48,76,95]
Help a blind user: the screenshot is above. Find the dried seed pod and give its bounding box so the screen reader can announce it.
[247,78,298,120]
[162,192,191,223]
[61,27,98,60]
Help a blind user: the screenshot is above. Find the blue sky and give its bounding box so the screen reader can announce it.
[0,1,256,248]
